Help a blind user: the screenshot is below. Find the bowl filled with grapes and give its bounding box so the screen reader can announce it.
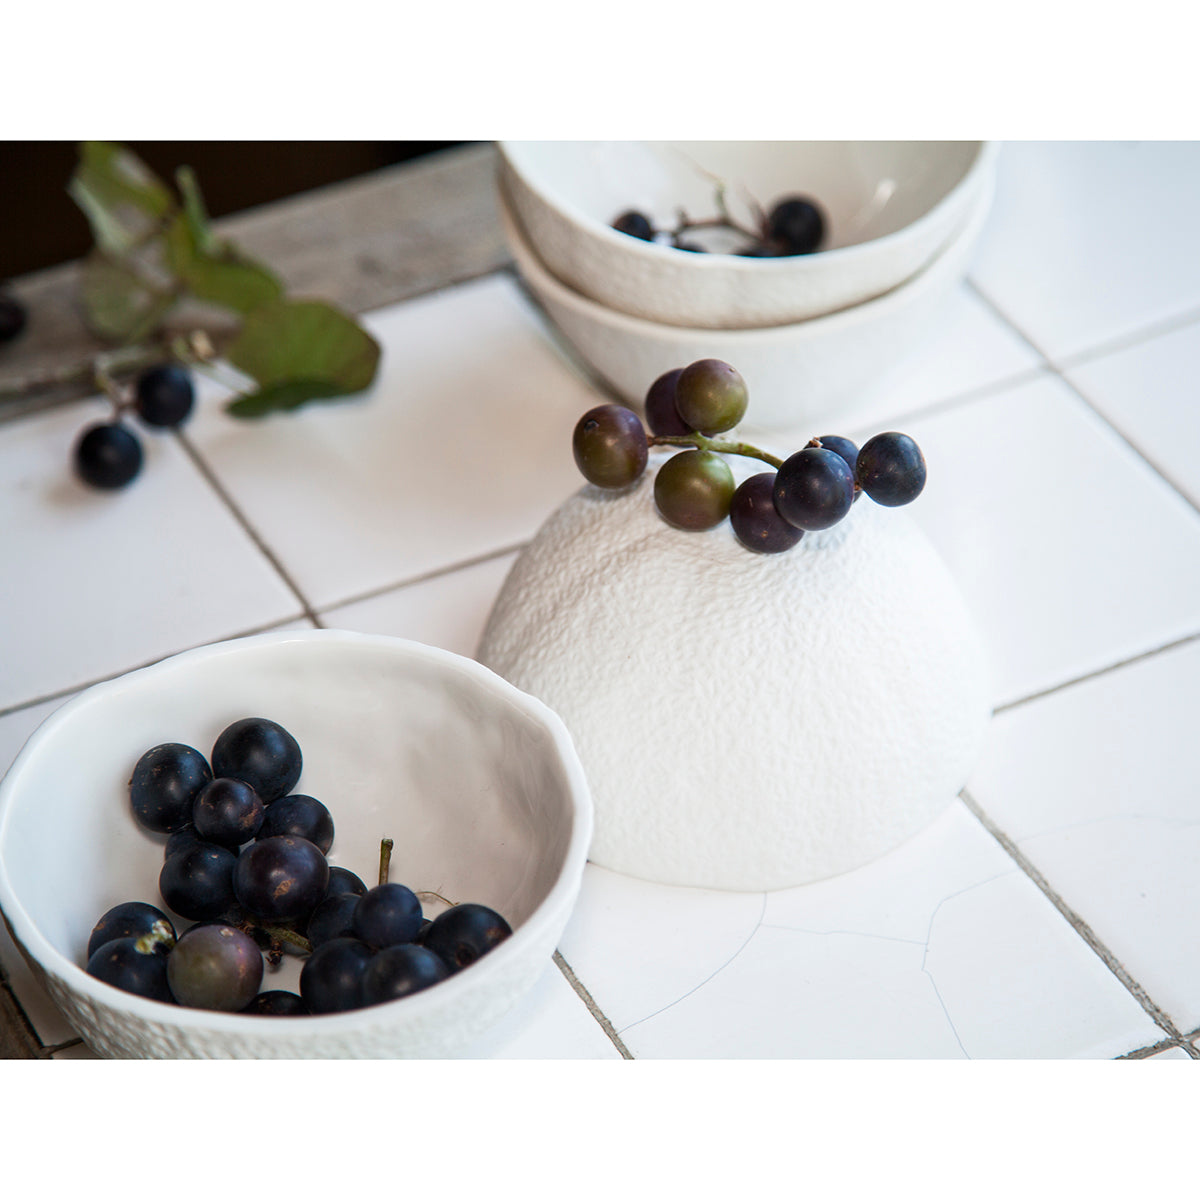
[498,140,997,330]
[0,630,592,1057]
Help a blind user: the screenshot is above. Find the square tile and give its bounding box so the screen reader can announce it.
[884,373,1200,708]
[1065,319,1200,510]
[967,637,1200,1035]
[556,803,1159,1058]
[184,275,604,611]
[970,142,1200,362]
[0,400,302,712]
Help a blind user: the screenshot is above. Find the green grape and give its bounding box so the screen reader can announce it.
[654,450,735,531]
[673,359,748,435]
[572,405,648,488]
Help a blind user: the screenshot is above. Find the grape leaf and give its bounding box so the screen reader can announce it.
[68,142,173,256]
[80,253,177,343]
[225,378,354,418]
[165,212,284,315]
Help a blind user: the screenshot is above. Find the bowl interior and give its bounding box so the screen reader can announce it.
[0,631,583,994]
[502,140,984,252]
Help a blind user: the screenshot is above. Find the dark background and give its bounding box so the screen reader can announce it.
[0,142,465,280]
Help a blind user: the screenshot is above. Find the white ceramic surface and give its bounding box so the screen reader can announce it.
[477,456,992,891]
[0,630,592,1058]
[501,170,994,436]
[499,141,996,329]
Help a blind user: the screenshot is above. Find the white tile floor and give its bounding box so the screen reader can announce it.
[2,141,1198,1059]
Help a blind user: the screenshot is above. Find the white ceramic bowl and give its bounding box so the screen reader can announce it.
[502,166,994,436]
[499,141,997,329]
[0,630,592,1058]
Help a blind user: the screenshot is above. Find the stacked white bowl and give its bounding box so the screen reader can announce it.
[497,141,998,435]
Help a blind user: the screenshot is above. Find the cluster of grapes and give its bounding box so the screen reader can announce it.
[572,359,927,554]
[85,715,512,1016]
[72,364,196,491]
[612,193,825,258]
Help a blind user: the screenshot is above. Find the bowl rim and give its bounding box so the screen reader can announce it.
[0,628,594,1040]
[500,162,996,344]
[498,140,1000,273]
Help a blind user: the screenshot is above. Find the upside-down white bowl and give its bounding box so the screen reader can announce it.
[499,140,997,329]
[0,630,592,1058]
[501,165,994,436]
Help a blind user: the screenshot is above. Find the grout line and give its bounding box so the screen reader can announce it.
[173,429,323,626]
[1115,1037,1196,1060]
[964,277,1057,364]
[993,629,1200,715]
[552,950,634,1059]
[959,788,1186,1045]
[1054,302,1200,372]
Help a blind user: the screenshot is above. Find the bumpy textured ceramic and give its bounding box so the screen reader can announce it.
[499,141,997,329]
[500,173,994,436]
[0,631,592,1058]
[477,458,991,891]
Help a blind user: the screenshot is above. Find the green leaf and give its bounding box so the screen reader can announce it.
[79,253,177,343]
[174,165,215,256]
[225,299,381,416]
[165,212,284,314]
[68,142,173,256]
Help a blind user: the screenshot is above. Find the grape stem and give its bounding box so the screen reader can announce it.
[378,837,394,887]
[647,432,785,470]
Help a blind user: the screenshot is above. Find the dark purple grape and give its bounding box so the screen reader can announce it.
[673,359,748,435]
[0,293,28,343]
[572,404,648,489]
[233,835,329,923]
[134,364,195,428]
[159,843,239,921]
[612,210,654,241]
[74,421,143,490]
[242,990,310,1016]
[211,717,302,804]
[643,368,691,436]
[324,866,368,899]
[422,903,512,973]
[306,891,361,949]
[86,934,175,1003]
[128,742,212,835]
[362,943,450,1005]
[766,196,824,255]
[855,432,927,506]
[299,937,374,1014]
[352,883,424,950]
[167,924,263,1011]
[816,436,859,476]
[773,447,855,531]
[729,473,805,554]
[653,449,735,531]
[164,824,206,861]
[258,794,334,855]
[87,901,176,960]
[193,777,265,848]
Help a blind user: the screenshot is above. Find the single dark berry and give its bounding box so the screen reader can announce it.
[233,835,329,923]
[86,934,175,1003]
[192,777,265,848]
[773,447,855,531]
[422,903,512,974]
[134,364,195,428]
[643,368,692,436]
[73,422,143,490]
[167,924,263,1011]
[159,843,239,921]
[324,866,369,900]
[129,742,212,834]
[242,990,310,1016]
[211,717,302,804]
[361,943,450,1005]
[729,473,805,554]
[612,210,655,241]
[299,937,375,1014]
[306,891,362,949]
[653,449,735,531]
[572,404,648,489]
[164,824,207,861]
[0,293,28,343]
[816,436,859,476]
[766,195,825,255]
[673,359,748,435]
[855,432,927,507]
[87,901,176,961]
[352,883,424,950]
[258,794,334,855]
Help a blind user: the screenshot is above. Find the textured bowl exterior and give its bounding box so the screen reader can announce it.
[0,630,592,1058]
[499,141,997,329]
[477,461,992,891]
[501,171,994,436]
